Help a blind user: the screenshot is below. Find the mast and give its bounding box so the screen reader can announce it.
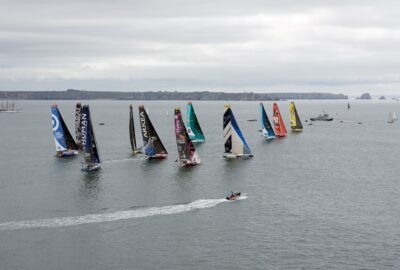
[290,102,303,131]
[259,103,275,139]
[223,105,253,158]
[138,105,168,159]
[129,104,138,152]
[175,107,201,166]
[273,103,287,137]
[187,102,205,143]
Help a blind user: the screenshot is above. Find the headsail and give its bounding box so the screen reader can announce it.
[187,102,205,143]
[138,105,168,159]
[273,103,287,137]
[75,102,82,150]
[259,103,275,139]
[51,104,78,156]
[175,107,201,166]
[290,102,303,132]
[81,105,101,171]
[129,104,140,153]
[223,105,253,158]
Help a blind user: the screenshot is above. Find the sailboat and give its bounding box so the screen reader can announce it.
[80,105,101,171]
[388,112,397,123]
[138,105,168,160]
[223,105,253,159]
[0,99,20,112]
[175,107,201,166]
[129,104,142,153]
[51,104,79,158]
[273,103,287,137]
[259,103,275,139]
[75,102,82,150]
[347,102,351,110]
[290,102,303,132]
[187,102,205,143]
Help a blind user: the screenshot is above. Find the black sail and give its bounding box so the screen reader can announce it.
[129,104,138,152]
[138,105,168,157]
[58,108,78,150]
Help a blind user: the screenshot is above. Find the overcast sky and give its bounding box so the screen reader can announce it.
[1,0,400,95]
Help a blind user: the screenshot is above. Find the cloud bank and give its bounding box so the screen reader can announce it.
[1,0,400,94]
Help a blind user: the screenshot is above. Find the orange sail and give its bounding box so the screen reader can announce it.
[273,103,287,137]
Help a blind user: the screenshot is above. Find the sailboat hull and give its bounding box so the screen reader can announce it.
[146,153,168,160]
[81,163,101,172]
[223,153,253,159]
[56,150,79,158]
[291,128,303,132]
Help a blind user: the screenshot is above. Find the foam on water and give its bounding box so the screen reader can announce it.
[0,197,246,231]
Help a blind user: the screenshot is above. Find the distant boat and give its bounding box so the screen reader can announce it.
[259,103,275,139]
[138,105,168,160]
[51,104,79,158]
[0,99,20,113]
[310,113,333,121]
[129,104,142,154]
[246,119,257,122]
[388,112,397,123]
[290,102,303,132]
[273,103,287,137]
[98,123,105,126]
[175,107,201,167]
[223,105,253,159]
[347,102,351,110]
[80,105,101,171]
[75,103,82,151]
[187,102,205,143]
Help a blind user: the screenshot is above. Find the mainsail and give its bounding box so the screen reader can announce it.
[223,105,253,158]
[75,102,82,150]
[187,102,205,143]
[388,112,397,123]
[175,107,201,166]
[51,104,78,157]
[259,103,275,139]
[129,104,141,153]
[81,105,101,171]
[290,102,303,132]
[138,105,168,159]
[273,103,287,137]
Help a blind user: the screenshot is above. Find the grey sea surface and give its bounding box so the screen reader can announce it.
[0,100,399,269]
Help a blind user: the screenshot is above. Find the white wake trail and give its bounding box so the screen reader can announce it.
[0,198,241,231]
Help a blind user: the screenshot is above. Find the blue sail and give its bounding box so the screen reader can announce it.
[259,103,276,139]
[51,105,68,151]
[81,105,101,170]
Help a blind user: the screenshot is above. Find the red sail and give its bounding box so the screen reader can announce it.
[273,103,287,137]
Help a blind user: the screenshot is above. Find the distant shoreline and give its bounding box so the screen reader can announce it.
[0,90,348,101]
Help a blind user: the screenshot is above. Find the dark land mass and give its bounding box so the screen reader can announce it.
[357,93,372,100]
[0,89,348,100]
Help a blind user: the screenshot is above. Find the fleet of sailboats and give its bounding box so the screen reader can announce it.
[290,102,303,132]
[223,105,253,159]
[175,107,202,166]
[51,104,79,158]
[139,105,168,160]
[273,103,287,137]
[54,100,396,169]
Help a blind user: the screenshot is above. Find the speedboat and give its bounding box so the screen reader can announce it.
[226,192,242,201]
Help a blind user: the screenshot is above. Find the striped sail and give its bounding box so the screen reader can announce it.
[223,105,253,158]
[273,103,287,137]
[259,103,275,139]
[175,107,201,166]
[51,104,78,155]
[138,105,168,159]
[290,102,303,131]
[81,105,101,171]
[187,102,205,143]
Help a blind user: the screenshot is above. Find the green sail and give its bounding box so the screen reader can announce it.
[187,102,205,143]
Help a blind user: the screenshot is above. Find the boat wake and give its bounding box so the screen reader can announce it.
[0,197,246,231]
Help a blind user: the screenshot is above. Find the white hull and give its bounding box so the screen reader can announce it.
[223,153,253,159]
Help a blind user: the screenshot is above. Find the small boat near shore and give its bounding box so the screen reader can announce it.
[310,113,333,121]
